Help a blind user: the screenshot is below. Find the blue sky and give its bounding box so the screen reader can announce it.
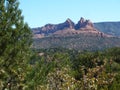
[19,0,120,28]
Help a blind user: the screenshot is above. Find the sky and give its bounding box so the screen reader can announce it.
[19,0,120,28]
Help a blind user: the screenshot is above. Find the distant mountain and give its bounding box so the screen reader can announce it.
[32,17,120,51]
[32,18,75,36]
[32,17,112,38]
[94,22,120,37]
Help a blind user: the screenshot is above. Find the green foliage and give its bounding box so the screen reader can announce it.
[1,1,120,89]
[26,47,120,90]
[33,34,120,51]
[25,58,54,90]
[38,66,81,90]
[0,0,32,89]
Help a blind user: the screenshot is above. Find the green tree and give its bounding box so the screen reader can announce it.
[0,0,32,89]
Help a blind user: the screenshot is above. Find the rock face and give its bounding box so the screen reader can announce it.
[56,18,75,30]
[32,18,75,35]
[75,17,94,29]
[32,17,112,38]
[65,18,75,29]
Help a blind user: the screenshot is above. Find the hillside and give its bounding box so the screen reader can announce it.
[94,22,120,36]
[32,17,120,51]
[33,35,120,51]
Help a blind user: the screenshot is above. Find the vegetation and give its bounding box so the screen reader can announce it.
[33,35,120,51]
[31,47,120,90]
[0,0,32,89]
[0,0,120,90]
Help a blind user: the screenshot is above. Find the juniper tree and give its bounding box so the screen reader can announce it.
[0,0,32,89]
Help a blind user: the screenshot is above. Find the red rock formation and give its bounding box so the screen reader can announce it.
[75,17,94,29]
[33,17,113,38]
[65,18,75,29]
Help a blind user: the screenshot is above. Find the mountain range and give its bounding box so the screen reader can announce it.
[94,22,120,37]
[32,17,120,38]
[32,17,120,51]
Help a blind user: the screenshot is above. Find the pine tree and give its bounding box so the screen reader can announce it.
[0,0,32,89]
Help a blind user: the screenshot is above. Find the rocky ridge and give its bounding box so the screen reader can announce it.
[33,17,112,38]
